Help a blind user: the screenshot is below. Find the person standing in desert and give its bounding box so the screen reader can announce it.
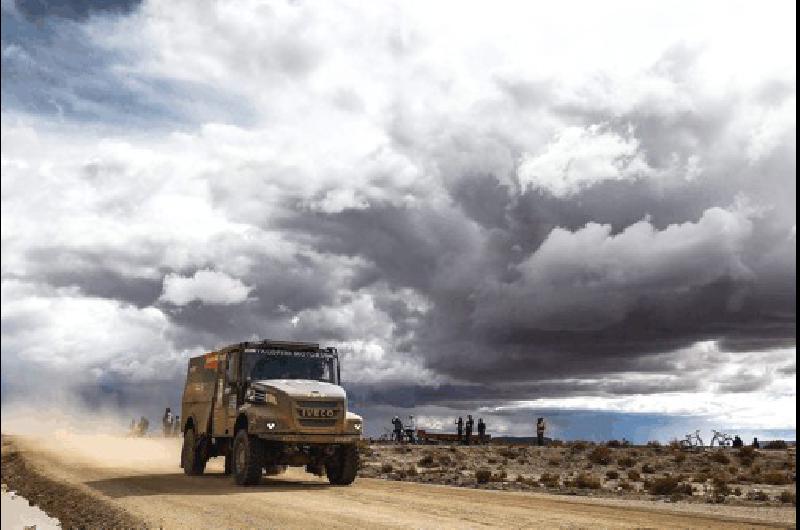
[465,415,474,445]
[162,407,173,437]
[536,417,546,446]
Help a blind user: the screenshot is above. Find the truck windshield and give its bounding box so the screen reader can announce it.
[243,350,337,384]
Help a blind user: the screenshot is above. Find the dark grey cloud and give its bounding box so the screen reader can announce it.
[14,0,141,21]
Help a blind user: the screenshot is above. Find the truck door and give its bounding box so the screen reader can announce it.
[212,353,238,437]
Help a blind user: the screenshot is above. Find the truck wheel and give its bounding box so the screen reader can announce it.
[182,427,206,476]
[233,429,263,485]
[224,451,233,475]
[264,464,287,476]
[326,444,358,485]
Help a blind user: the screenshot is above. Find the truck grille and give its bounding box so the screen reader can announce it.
[294,400,342,429]
[298,419,337,427]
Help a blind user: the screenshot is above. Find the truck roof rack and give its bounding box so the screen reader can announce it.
[238,339,321,351]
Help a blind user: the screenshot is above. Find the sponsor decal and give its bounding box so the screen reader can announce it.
[204,352,219,370]
[245,348,333,360]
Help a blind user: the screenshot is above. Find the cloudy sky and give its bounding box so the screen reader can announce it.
[1,0,795,441]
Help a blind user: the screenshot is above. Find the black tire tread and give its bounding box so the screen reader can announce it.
[182,427,206,476]
[233,430,262,485]
[326,444,358,485]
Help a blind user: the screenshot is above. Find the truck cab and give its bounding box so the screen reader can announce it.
[180,340,362,485]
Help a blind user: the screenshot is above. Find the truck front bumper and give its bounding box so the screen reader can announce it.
[255,433,361,444]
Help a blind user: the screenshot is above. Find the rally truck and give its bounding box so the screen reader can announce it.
[180,340,362,486]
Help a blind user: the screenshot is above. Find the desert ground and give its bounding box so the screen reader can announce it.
[359,441,796,506]
[1,433,795,529]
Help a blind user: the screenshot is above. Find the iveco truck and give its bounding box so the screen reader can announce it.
[180,340,362,485]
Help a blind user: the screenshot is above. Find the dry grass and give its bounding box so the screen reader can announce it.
[567,473,602,489]
[747,489,770,501]
[618,480,634,491]
[539,472,560,487]
[569,441,589,454]
[736,446,758,466]
[617,455,636,468]
[417,454,436,467]
[475,468,491,484]
[588,446,613,465]
[778,491,796,505]
[646,475,693,496]
[761,471,792,485]
[709,451,731,464]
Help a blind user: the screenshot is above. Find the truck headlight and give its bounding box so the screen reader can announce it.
[353,422,362,431]
[246,387,276,404]
[266,422,276,430]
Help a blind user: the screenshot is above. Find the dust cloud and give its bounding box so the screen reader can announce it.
[2,403,183,472]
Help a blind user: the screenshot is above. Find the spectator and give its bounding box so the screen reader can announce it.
[138,416,149,436]
[392,416,404,443]
[162,407,173,437]
[477,418,486,444]
[465,415,474,446]
[536,417,546,446]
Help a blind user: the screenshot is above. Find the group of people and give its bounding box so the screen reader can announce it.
[454,415,487,445]
[162,407,181,437]
[128,416,150,437]
[391,415,417,443]
[731,436,761,448]
[127,408,181,438]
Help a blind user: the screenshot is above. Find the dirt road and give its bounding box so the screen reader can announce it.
[2,434,795,529]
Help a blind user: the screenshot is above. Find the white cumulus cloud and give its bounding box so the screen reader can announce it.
[517,124,652,197]
[159,269,253,306]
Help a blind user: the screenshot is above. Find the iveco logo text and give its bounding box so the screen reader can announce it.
[298,408,337,418]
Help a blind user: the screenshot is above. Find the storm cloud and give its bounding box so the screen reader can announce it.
[1,0,795,439]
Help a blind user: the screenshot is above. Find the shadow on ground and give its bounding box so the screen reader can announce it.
[85,473,333,498]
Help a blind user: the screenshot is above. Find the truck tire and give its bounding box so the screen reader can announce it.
[326,444,358,485]
[182,427,206,476]
[224,451,233,475]
[233,429,263,485]
[264,464,287,476]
